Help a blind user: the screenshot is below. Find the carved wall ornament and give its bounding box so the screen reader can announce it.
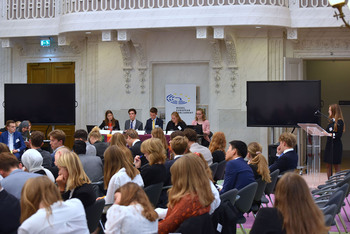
[295,38,350,50]
[119,41,133,93]
[225,34,239,92]
[133,42,147,94]
[210,40,223,94]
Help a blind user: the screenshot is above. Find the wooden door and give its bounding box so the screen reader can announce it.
[27,62,75,149]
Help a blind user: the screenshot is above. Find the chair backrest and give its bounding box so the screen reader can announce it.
[214,160,227,181]
[220,188,239,207]
[254,178,267,202]
[144,182,164,208]
[235,182,258,213]
[210,162,218,177]
[85,198,105,233]
[324,188,346,214]
[265,169,279,195]
[322,204,338,217]
[91,180,106,198]
[336,173,350,195]
[175,213,215,234]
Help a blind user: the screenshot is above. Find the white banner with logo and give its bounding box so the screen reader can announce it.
[165,84,196,126]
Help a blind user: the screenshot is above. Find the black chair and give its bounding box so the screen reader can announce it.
[85,198,105,233]
[214,160,227,182]
[210,162,218,177]
[250,178,267,216]
[322,204,338,227]
[91,180,106,198]
[234,182,258,234]
[175,213,215,234]
[220,188,239,207]
[144,182,164,208]
[261,169,279,206]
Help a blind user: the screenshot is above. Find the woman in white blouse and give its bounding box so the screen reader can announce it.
[18,176,89,234]
[105,182,158,234]
[104,145,144,204]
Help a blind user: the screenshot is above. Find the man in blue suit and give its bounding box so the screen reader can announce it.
[0,120,26,159]
[269,132,298,174]
[220,140,255,194]
[144,107,164,134]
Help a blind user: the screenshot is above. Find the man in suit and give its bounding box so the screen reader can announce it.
[74,129,96,156]
[29,131,52,169]
[144,107,164,134]
[48,129,66,165]
[0,183,20,233]
[73,140,103,182]
[0,120,26,159]
[269,132,298,174]
[220,140,255,194]
[125,129,148,166]
[124,108,143,130]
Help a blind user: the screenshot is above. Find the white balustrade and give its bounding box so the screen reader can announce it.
[2,0,332,20]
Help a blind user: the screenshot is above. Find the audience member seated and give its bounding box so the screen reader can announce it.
[165,112,187,132]
[29,131,52,169]
[104,145,144,204]
[209,132,227,164]
[105,182,158,233]
[0,182,20,233]
[49,146,71,179]
[0,142,10,153]
[0,152,41,199]
[168,131,185,159]
[269,132,298,174]
[18,176,89,234]
[145,107,164,134]
[158,154,214,234]
[48,129,66,165]
[21,149,55,182]
[0,120,26,159]
[134,138,166,188]
[125,129,148,166]
[191,108,211,147]
[247,142,271,182]
[88,126,109,159]
[99,110,120,131]
[17,120,31,142]
[124,108,143,130]
[55,151,96,208]
[109,132,134,163]
[151,128,169,159]
[220,140,255,194]
[74,129,97,156]
[184,128,213,165]
[250,172,328,234]
[73,140,103,182]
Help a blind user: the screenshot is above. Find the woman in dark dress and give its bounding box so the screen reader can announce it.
[208,132,226,163]
[134,138,166,188]
[324,104,345,179]
[250,172,328,234]
[165,112,187,132]
[99,110,120,131]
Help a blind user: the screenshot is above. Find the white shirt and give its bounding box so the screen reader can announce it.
[190,143,213,165]
[8,132,14,151]
[210,180,220,214]
[105,168,144,204]
[18,199,89,234]
[105,204,158,234]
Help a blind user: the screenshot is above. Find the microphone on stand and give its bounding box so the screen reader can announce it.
[314,110,320,116]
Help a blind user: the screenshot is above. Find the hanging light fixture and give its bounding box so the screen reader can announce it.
[328,0,350,28]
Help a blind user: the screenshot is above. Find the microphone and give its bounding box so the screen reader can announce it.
[314,110,320,116]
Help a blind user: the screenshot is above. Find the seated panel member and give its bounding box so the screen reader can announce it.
[165,112,187,132]
[269,132,298,174]
[99,110,120,131]
[124,108,143,130]
[220,140,255,194]
[145,107,164,134]
[0,120,26,159]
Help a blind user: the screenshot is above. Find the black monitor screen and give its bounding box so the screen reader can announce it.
[247,80,321,127]
[4,83,75,125]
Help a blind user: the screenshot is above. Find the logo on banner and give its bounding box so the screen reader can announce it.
[166,94,190,105]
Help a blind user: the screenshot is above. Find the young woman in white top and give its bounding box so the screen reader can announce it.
[105,182,158,234]
[18,176,89,234]
[104,145,144,204]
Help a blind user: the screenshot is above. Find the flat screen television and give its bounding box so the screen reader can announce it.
[246,80,321,127]
[4,83,75,125]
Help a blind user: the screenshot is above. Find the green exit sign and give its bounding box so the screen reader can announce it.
[40,39,50,47]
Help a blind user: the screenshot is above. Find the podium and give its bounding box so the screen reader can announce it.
[298,123,331,186]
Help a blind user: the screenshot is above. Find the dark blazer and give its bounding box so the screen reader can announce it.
[140,164,166,188]
[36,148,52,169]
[62,183,96,208]
[0,131,26,159]
[0,189,21,234]
[220,157,255,194]
[124,119,143,130]
[250,207,285,234]
[165,120,187,132]
[269,150,298,174]
[130,140,148,166]
[145,118,164,134]
[93,141,109,159]
[99,120,120,130]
